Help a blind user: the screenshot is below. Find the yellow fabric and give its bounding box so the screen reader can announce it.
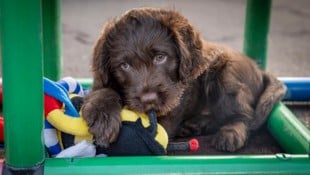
[48,105,167,149]
[121,109,150,127]
[47,110,92,137]
[155,124,168,149]
[121,108,168,149]
[74,135,93,144]
[57,130,64,149]
[55,125,93,149]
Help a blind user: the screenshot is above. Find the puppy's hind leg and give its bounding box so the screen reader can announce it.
[250,72,287,130]
[210,86,254,152]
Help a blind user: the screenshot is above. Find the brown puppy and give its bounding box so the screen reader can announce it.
[82,8,286,152]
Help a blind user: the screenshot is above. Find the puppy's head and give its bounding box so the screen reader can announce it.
[92,8,208,115]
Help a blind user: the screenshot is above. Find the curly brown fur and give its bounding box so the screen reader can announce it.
[82,7,286,151]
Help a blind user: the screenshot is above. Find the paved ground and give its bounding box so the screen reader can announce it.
[62,0,310,78]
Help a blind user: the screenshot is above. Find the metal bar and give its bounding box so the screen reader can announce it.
[42,0,62,81]
[243,0,272,69]
[2,77,309,102]
[44,155,310,175]
[268,102,310,154]
[0,0,45,170]
[76,77,310,101]
[76,78,93,89]
[279,77,310,101]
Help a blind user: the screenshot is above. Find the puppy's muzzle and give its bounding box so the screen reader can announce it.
[140,92,158,103]
[140,92,158,111]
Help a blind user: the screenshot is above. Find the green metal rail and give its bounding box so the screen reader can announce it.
[44,155,310,175]
[0,0,45,170]
[268,102,310,154]
[42,0,62,81]
[243,0,272,69]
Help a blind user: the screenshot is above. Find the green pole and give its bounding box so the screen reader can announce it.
[42,0,62,81]
[44,155,310,175]
[0,0,45,172]
[268,102,310,154]
[76,78,93,89]
[243,0,272,70]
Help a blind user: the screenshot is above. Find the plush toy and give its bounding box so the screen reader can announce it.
[43,77,199,157]
[96,109,168,155]
[43,77,93,157]
[0,77,199,156]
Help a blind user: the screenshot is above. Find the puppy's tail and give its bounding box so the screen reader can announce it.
[250,72,287,130]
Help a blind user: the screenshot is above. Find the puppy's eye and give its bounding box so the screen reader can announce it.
[120,63,130,70]
[153,54,167,65]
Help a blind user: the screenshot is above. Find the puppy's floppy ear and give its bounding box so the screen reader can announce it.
[176,27,205,82]
[163,11,208,83]
[91,20,115,90]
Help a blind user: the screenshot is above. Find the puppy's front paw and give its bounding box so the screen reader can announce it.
[211,122,248,152]
[178,121,204,137]
[176,115,212,137]
[81,89,122,147]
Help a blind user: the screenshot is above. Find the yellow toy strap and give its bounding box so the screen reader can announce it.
[121,108,168,149]
[47,109,92,137]
[155,124,168,149]
[121,108,150,127]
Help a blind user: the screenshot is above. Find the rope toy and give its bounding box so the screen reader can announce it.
[44,77,92,157]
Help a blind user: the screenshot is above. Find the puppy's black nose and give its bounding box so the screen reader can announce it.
[140,92,158,103]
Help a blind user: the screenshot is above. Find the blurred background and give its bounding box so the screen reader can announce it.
[62,0,310,78]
